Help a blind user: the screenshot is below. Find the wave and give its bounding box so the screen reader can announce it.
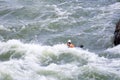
[0,39,97,64]
[0,40,120,80]
[100,45,120,58]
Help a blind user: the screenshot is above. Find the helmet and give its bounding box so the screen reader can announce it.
[68,40,71,43]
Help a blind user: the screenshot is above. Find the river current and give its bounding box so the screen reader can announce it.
[0,0,120,80]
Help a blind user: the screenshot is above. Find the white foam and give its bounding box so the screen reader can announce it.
[106,45,120,54]
[109,2,120,10]
[0,39,100,63]
[0,40,119,79]
[0,25,10,31]
[51,5,71,17]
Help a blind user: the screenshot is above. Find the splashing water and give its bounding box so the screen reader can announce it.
[0,0,120,80]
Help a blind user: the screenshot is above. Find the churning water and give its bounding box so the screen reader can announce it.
[0,0,120,80]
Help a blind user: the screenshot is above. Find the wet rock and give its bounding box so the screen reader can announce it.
[114,20,120,46]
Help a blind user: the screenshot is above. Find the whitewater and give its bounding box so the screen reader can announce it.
[0,0,120,80]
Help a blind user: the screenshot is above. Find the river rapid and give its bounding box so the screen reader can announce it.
[0,0,120,80]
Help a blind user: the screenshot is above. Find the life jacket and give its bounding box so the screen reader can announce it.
[67,43,75,48]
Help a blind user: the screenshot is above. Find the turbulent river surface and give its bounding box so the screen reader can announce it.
[0,0,120,80]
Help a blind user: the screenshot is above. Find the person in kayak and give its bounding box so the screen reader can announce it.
[67,40,75,48]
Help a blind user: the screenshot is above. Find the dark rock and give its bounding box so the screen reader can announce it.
[114,20,120,46]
